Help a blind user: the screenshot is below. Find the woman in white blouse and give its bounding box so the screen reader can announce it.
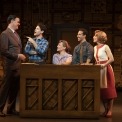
[93,30,117,118]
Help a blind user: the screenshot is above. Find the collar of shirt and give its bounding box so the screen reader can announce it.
[8,27,15,33]
[80,40,87,46]
[80,40,86,44]
[35,37,44,42]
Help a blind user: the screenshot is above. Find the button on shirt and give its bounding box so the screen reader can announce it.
[72,41,93,64]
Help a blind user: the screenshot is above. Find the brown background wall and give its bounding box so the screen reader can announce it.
[0,0,122,86]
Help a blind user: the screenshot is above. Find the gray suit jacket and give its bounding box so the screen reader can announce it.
[0,28,22,70]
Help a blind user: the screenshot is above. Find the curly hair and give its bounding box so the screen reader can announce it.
[95,30,107,44]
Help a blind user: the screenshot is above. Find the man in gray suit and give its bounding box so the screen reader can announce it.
[0,15,26,117]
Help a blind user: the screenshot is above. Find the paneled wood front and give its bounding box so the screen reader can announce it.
[20,64,100,118]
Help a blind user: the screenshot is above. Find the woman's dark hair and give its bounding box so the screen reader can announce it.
[7,15,19,24]
[59,40,71,53]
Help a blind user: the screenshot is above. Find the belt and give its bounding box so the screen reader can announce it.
[96,60,108,64]
[29,59,45,63]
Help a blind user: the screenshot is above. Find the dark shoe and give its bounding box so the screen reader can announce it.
[5,111,12,116]
[0,111,6,117]
[12,110,19,115]
[6,110,19,116]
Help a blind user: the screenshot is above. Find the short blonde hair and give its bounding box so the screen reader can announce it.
[95,30,107,44]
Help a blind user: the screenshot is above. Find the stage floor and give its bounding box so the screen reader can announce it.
[0,91,122,122]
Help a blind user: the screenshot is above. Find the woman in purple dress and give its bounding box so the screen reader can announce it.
[53,40,72,65]
[93,30,117,118]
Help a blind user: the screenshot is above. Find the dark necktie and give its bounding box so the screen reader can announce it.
[14,31,19,40]
[80,44,83,64]
[14,31,22,47]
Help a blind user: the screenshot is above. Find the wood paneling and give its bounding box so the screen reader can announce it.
[20,64,100,118]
